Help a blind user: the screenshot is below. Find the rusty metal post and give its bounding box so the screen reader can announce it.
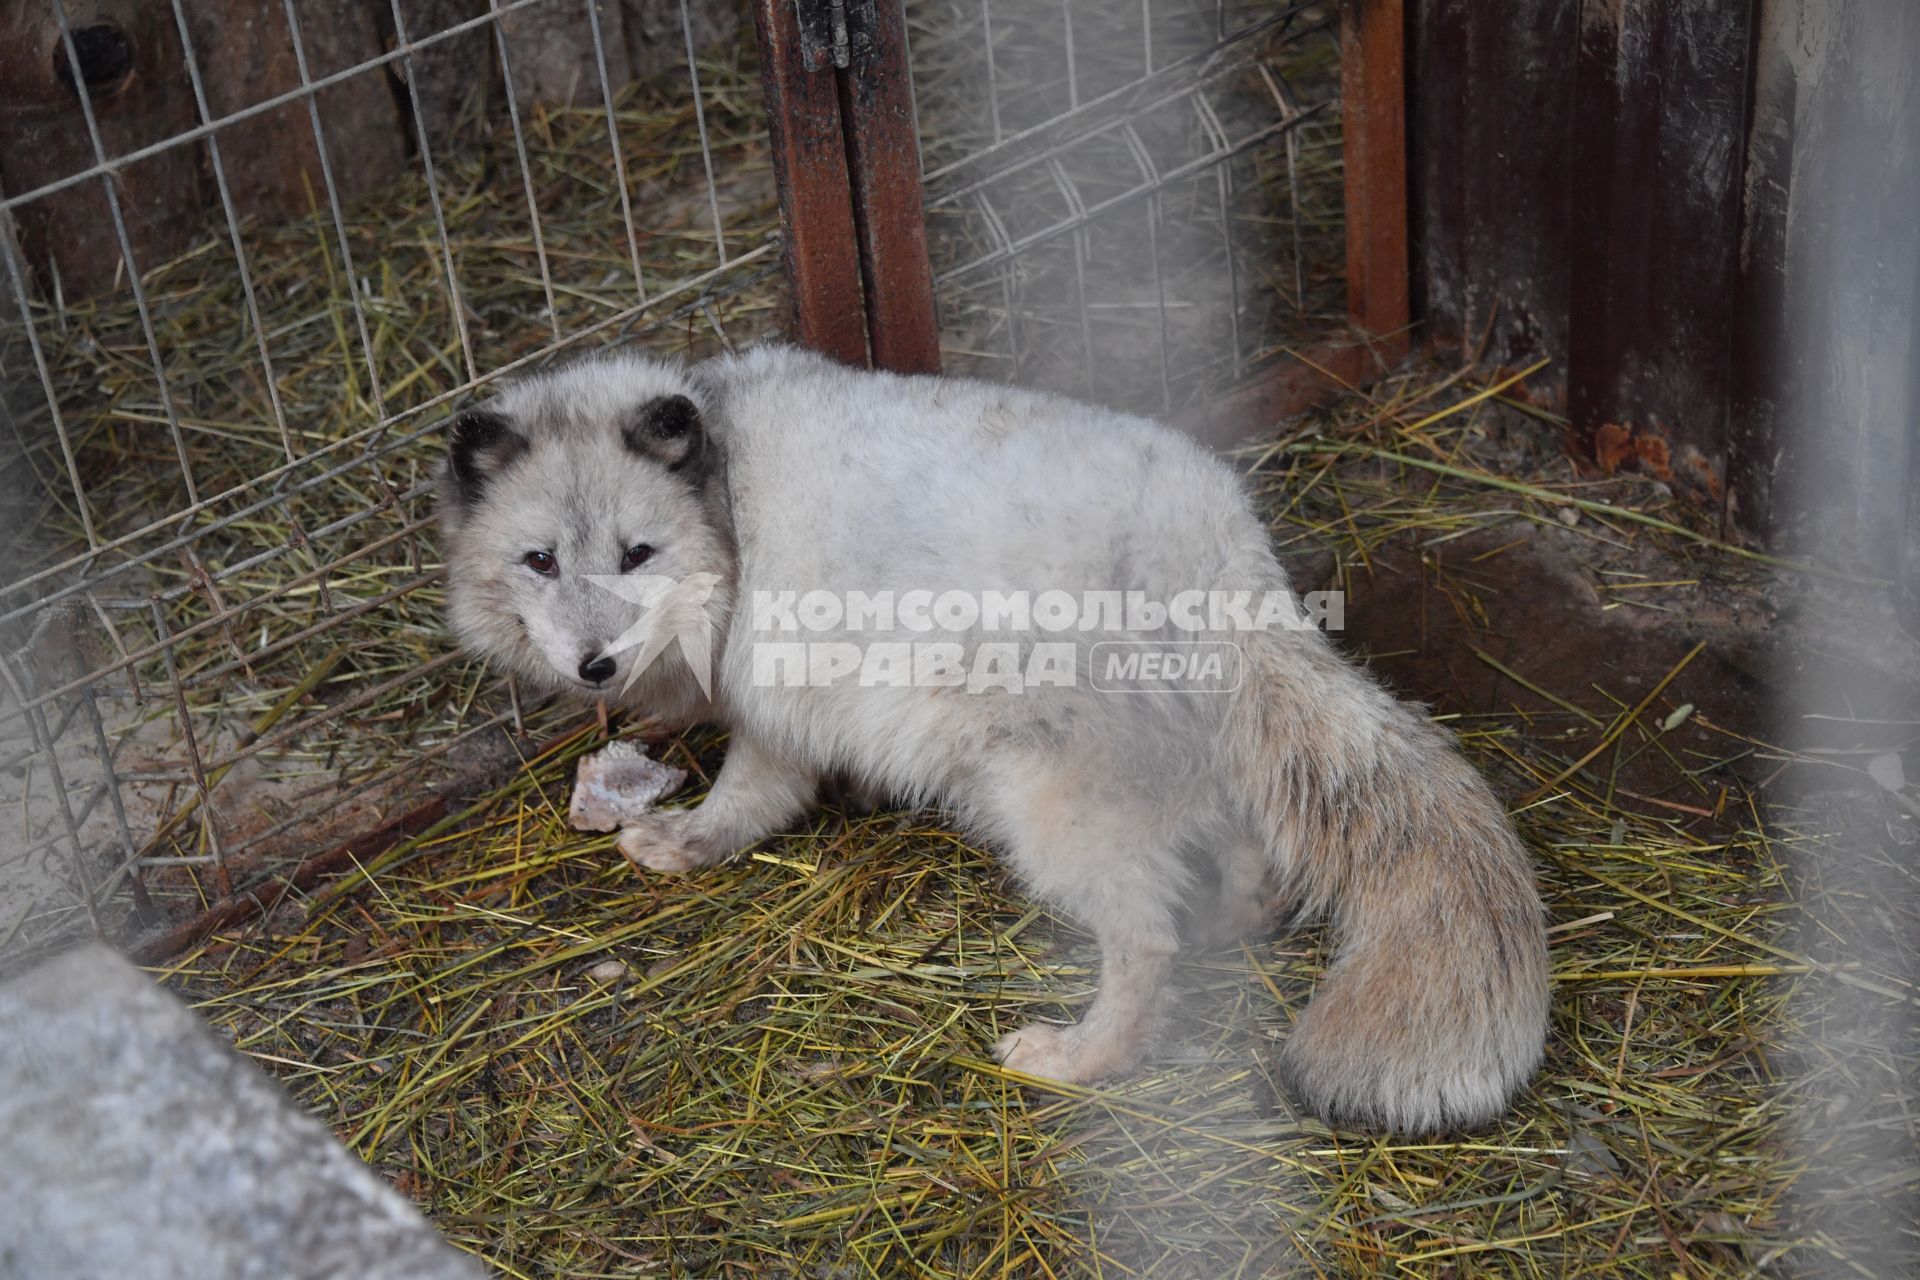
[1340,0,1411,360]
[753,0,869,366]
[754,0,940,373]
[838,0,941,373]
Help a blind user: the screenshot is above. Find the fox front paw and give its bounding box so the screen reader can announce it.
[991,1022,1089,1082]
[615,814,724,874]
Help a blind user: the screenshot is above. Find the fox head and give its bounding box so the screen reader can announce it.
[436,353,734,715]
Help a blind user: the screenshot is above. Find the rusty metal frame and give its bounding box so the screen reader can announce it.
[753,0,941,373]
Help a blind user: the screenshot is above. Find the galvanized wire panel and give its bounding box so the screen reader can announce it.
[0,0,778,965]
[0,0,1348,967]
[908,0,1345,414]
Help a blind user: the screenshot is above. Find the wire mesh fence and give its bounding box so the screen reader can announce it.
[915,0,1343,410]
[0,0,1342,967]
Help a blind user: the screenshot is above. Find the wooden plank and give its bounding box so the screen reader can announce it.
[1460,0,1577,376]
[1339,0,1411,360]
[1405,0,1578,377]
[1567,0,1754,505]
[1404,0,1920,554]
[837,0,941,374]
[1725,0,1789,538]
[752,0,868,366]
[1404,0,1468,350]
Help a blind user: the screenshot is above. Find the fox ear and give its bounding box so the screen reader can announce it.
[622,394,705,477]
[445,408,528,508]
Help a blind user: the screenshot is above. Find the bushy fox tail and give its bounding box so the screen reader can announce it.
[1226,631,1550,1132]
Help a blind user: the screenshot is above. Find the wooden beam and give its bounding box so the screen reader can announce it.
[838,0,941,374]
[1567,0,1752,509]
[1340,0,1412,360]
[752,0,868,367]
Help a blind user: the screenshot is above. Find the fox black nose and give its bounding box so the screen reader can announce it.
[578,654,616,684]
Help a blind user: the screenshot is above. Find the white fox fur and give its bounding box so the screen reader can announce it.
[437,344,1550,1131]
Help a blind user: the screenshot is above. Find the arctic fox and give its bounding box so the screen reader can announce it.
[437,345,1550,1131]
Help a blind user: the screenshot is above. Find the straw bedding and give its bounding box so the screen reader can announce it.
[155,366,1910,1277]
[3,15,1910,1279]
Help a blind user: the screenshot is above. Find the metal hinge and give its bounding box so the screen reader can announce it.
[794,0,875,71]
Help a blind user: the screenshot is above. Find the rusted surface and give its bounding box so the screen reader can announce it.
[838,0,941,374]
[1594,420,1673,479]
[1406,0,1810,540]
[1339,0,1411,362]
[752,0,868,367]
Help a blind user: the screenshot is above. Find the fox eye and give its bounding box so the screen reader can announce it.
[523,550,558,577]
[620,544,654,573]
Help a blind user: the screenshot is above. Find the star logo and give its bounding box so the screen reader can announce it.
[583,572,724,697]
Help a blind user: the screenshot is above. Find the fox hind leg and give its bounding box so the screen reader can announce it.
[1185,830,1295,950]
[985,765,1184,1083]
